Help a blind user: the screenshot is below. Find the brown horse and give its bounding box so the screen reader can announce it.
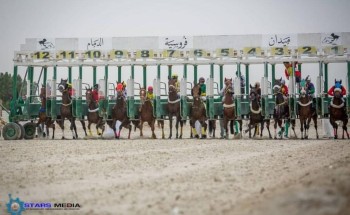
[85,87,105,137]
[247,84,272,139]
[222,79,236,139]
[57,79,87,139]
[139,88,164,139]
[37,86,55,139]
[167,78,183,139]
[111,89,132,139]
[298,84,319,139]
[190,83,207,138]
[329,89,349,139]
[273,78,296,139]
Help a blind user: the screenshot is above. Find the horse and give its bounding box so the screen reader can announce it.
[85,87,105,137]
[222,78,237,139]
[329,88,349,139]
[36,86,55,139]
[139,88,164,139]
[167,78,183,139]
[298,83,319,139]
[273,78,296,139]
[57,79,87,139]
[247,84,272,139]
[111,89,132,139]
[189,83,207,138]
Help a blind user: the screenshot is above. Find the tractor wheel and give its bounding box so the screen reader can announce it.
[2,122,21,140]
[16,122,25,140]
[23,122,37,139]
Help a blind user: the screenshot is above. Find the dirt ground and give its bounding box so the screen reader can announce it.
[0,120,349,215]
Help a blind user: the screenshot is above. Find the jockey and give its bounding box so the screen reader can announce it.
[171,73,180,93]
[305,76,316,109]
[199,77,206,101]
[281,79,289,101]
[328,79,347,113]
[92,84,99,102]
[255,81,261,99]
[328,79,346,97]
[67,83,73,98]
[235,71,245,95]
[122,81,127,98]
[284,61,301,83]
[147,86,154,100]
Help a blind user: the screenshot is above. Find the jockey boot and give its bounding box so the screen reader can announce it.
[284,121,290,138]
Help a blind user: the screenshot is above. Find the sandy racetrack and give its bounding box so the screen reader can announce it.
[0,120,349,215]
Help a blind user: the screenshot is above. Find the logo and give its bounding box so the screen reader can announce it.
[6,194,25,215]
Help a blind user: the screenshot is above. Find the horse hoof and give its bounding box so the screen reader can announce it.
[168,136,172,139]
[179,136,182,139]
[201,135,207,139]
[195,135,199,139]
[61,137,65,140]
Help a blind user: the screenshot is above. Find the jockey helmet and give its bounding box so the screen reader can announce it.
[255,82,260,87]
[172,73,178,78]
[199,77,205,83]
[117,83,123,91]
[122,81,126,87]
[94,84,99,89]
[148,86,153,91]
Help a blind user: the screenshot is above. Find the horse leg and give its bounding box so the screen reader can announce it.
[223,118,229,139]
[313,115,319,139]
[330,117,338,139]
[266,120,272,139]
[212,120,216,138]
[88,122,92,136]
[140,120,144,137]
[291,119,297,139]
[300,119,304,139]
[190,119,198,139]
[175,118,180,139]
[149,119,156,139]
[161,120,165,139]
[80,119,87,136]
[274,119,278,139]
[168,114,173,139]
[70,119,77,139]
[305,117,312,139]
[60,117,65,139]
[201,120,207,139]
[342,118,349,139]
[179,118,183,139]
[50,121,55,139]
[248,120,252,138]
[260,121,264,138]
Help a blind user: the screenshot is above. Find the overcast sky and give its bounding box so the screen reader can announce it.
[1,0,349,90]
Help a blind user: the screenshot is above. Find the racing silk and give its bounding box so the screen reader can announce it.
[68,88,73,97]
[281,85,289,96]
[285,64,301,80]
[146,92,154,100]
[306,82,315,97]
[92,89,99,102]
[200,84,206,96]
[328,85,346,96]
[174,80,180,93]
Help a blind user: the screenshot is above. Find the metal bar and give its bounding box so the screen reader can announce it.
[219,64,223,90]
[53,66,57,80]
[157,64,161,79]
[183,64,187,79]
[168,65,172,79]
[68,67,72,83]
[324,63,328,93]
[131,64,135,79]
[271,64,275,90]
[79,65,83,79]
[143,65,147,88]
[245,64,249,94]
[93,66,97,85]
[43,67,47,86]
[118,66,122,83]
[194,64,198,84]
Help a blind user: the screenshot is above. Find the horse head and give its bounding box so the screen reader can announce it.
[249,85,258,101]
[334,88,342,99]
[58,79,68,93]
[85,87,93,104]
[168,78,177,94]
[140,88,147,105]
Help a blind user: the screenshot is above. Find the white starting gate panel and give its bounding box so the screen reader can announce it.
[180,78,187,96]
[98,79,106,100]
[127,79,134,97]
[46,80,56,98]
[73,79,82,98]
[206,78,214,96]
[234,77,241,96]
